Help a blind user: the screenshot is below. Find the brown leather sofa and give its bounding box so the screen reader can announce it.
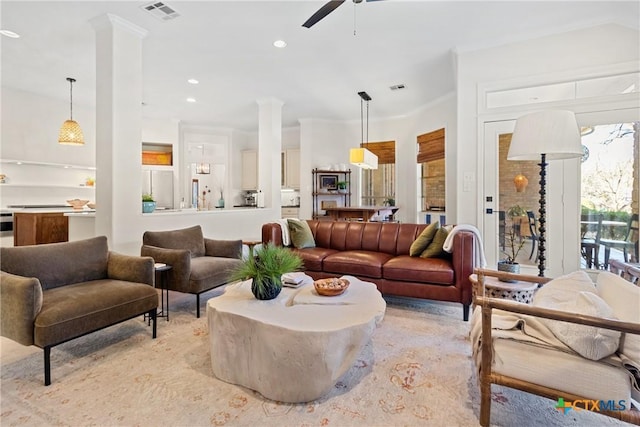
[262,220,476,321]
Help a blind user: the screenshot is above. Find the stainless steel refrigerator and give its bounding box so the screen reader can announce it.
[142,170,174,209]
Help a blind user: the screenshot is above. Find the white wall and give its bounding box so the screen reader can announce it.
[456,23,640,276]
[298,94,456,223]
[1,87,96,165]
[456,23,640,226]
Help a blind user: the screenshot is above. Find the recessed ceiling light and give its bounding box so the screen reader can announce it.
[0,29,20,38]
[187,78,199,85]
[273,40,287,48]
[186,97,196,103]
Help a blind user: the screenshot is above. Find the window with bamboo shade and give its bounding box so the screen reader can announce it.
[360,141,396,206]
[417,129,446,212]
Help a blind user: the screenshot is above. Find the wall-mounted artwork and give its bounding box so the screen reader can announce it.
[320,175,338,190]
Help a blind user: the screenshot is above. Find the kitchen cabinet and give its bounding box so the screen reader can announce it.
[281,148,300,189]
[13,211,68,246]
[241,150,258,191]
[281,207,299,219]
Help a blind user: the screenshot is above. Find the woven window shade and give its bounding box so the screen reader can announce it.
[359,141,395,164]
[417,128,444,163]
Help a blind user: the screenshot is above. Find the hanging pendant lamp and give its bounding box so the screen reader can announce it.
[350,91,378,169]
[58,77,85,145]
[196,145,210,174]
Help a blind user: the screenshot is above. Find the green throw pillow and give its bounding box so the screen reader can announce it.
[420,227,449,258]
[287,219,316,249]
[409,222,440,256]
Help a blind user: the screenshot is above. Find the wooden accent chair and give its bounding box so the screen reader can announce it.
[609,259,640,285]
[472,268,640,426]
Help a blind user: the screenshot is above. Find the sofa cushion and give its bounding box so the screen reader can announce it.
[292,247,338,272]
[34,279,158,348]
[322,251,394,279]
[143,225,205,257]
[288,219,316,249]
[0,236,109,290]
[596,271,640,370]
[420,227,450,258]
[383,255,454,285]
[187,256,242,294]
[409,222,440,256]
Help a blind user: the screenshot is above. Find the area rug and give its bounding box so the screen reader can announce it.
[0,288,632,427]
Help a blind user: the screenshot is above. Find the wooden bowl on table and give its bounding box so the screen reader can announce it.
[314,277,350,296]
[66,199,89,210]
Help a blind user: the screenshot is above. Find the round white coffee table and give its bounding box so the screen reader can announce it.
[206,275,386,403]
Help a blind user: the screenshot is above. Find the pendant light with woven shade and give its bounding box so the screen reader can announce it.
[58,77,84,145]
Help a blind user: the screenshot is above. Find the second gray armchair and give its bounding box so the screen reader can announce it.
[141,225,242,317]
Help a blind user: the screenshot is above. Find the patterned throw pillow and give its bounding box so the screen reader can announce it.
[287,219,316,249]
[409,222,440,256]
[420,227,449,258]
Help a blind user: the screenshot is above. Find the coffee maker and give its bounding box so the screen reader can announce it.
[242,190,258,207]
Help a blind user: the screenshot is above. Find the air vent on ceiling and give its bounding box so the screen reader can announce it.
[141,2,180,21]
[390,84,406,91]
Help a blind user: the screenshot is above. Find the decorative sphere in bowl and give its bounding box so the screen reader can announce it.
[314,277,350,296]
[87,202,96,209]
[67,199,89,210]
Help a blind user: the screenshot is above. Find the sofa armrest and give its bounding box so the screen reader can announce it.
[262,223,283,246]
[140,245,191,289]
[0,271,43,346]
[204,238,242,259]
[451,230,476,305]
[107,252,155,286]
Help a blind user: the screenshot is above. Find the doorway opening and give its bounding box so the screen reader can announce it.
[579,122,638,270]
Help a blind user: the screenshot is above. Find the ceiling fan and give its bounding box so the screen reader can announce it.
[302,0,384,29]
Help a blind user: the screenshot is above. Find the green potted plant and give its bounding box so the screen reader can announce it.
[337,181,348,193]
[229,243,303,300]
[142,193,156,213]
[497,205,527,281]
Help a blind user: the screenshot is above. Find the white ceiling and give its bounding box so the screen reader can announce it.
[2,1,638,131]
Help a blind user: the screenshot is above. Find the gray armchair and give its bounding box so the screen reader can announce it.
[0,236,157,385]
[141,225,242,317]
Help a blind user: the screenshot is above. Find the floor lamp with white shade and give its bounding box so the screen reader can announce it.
[507,110,582,277]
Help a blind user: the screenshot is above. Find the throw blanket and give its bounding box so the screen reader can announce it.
[277,219,291,246]
[443,224,487,268]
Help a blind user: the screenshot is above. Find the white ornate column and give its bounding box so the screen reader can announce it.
[256,98,283,209]
[90,14,147,248]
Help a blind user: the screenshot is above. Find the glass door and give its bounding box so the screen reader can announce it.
[483,121,539,272]
[579,122,638,270]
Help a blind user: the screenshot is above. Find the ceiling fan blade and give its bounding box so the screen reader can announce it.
[302,1,346,28]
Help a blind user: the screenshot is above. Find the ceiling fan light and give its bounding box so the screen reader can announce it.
[350,147,378,170]
[58,120,85,145]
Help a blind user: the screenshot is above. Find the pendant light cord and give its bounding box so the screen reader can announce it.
[360,98,364,147]
[67,77,76,120]
[366,99,369,148]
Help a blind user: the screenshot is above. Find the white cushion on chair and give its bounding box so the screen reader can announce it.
[597,271,640,369]
[492,338,631,403]
[533,271,620,360]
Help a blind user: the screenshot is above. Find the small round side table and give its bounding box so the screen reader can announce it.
[469,273,538,306]
[155,263,172,321]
